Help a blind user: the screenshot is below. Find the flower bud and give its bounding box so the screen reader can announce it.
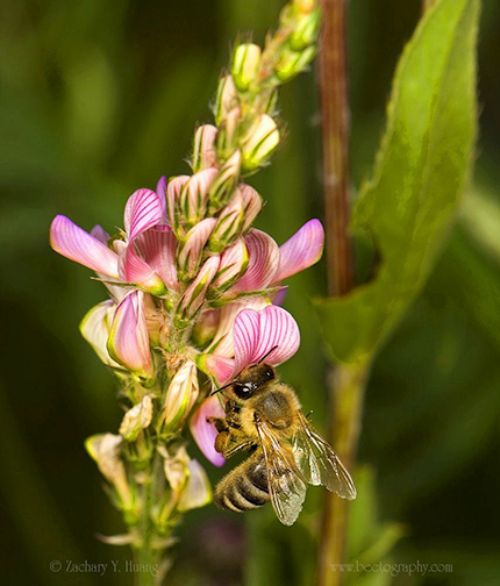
[119,395,154,441]
[231,43,262,92]
[290,9,320,50]
[192,125,218,172]
[274,45,316,82]
[208,150,242,212]
[158,360,199,432]
[216,107,241,158]
[241,115,280,171]
[177,218,216,281]
[208,190,245,252]
[240,184,264,231]
[166,175,190,236]
[176,256,220,325]
[85,434,134,511]
[209,239,249,294]
[214,75,238,125]
[293,0,316,14]
[107,291,153,380]
[191,309,220,347]
[179,169,217,227]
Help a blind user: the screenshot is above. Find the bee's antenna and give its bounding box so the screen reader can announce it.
[257,345,278,364]
[210,382,233,396]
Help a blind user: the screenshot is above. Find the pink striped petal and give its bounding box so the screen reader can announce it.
[50,215,119,278]
[155,176,168,219]
[119,243,164,294]
[254,305,300,366]
[90,224,110,244]
[107,291,152,377]
[124,188,164,241]
[166,175,190,228]
[272,219,325,284]
[232,308,261,374]
[231,229,279,292]
[203,355,236,385]
[190,396,225,467]
[177,218,216,278]
[207,298,270,358]
[136,226,178,290]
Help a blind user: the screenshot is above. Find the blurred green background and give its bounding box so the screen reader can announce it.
[1,0,499,585]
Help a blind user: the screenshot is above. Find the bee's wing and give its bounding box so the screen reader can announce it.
[293,413,357,500]
[255,418,307,526]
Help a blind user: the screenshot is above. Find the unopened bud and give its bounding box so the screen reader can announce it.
[166,175,190,236]
[192,125,218,172]
[208,150,242,211]
[231,43,262,92]
[214,75,239,125]
[176,256,220,324]
[159,360,199,432]
[209,239,249,294]
[293,0,316,13]
[274,45,316,82]
[177,218,216,281]
[290,9,320,50]
[241,115,280,171]
[119,395,154,441]
[85,434,134,511]
[191,309,220,347]
[208,190,245,252]
[240,184,264,231]
[179,168,217,227]
[217,107,241,158]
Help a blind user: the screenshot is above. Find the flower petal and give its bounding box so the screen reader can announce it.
[232,308,261,374]
[207,298,270,358]
[231,229,279,292]
[190,396,225,467]
[118,242,165,294]
[79,300,120,368]
[156,176,168,219]
[166,175,190,228]
[202,354,235,385]
[90,224,110,244]
[107,291,152,377]
[255,305,300,366]
[50,215,119,277]
[136,226,178,290]
[124,188,164,240]
[272,219,325,284]
[177,218,216,279]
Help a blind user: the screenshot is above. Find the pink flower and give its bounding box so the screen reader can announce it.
[203,305,300,384]
[107,290,153,378]
[229,218,325,294]
[50,187,177,294]
[192,305,300,466]
[189,395,226,467]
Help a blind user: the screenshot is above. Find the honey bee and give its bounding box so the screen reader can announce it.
[211,356,357,526]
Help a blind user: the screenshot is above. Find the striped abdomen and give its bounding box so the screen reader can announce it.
[214,452,270,513]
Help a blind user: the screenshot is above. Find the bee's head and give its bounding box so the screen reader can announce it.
[230,363,275,400]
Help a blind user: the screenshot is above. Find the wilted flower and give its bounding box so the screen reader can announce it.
[120,395,154,441]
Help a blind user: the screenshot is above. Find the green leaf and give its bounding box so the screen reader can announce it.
[313,0,480,363]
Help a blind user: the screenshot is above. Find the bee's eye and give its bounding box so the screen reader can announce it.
[234,383,252,399]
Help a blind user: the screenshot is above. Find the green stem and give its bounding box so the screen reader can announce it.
[134,453,161,586]
[317,359,371,586]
